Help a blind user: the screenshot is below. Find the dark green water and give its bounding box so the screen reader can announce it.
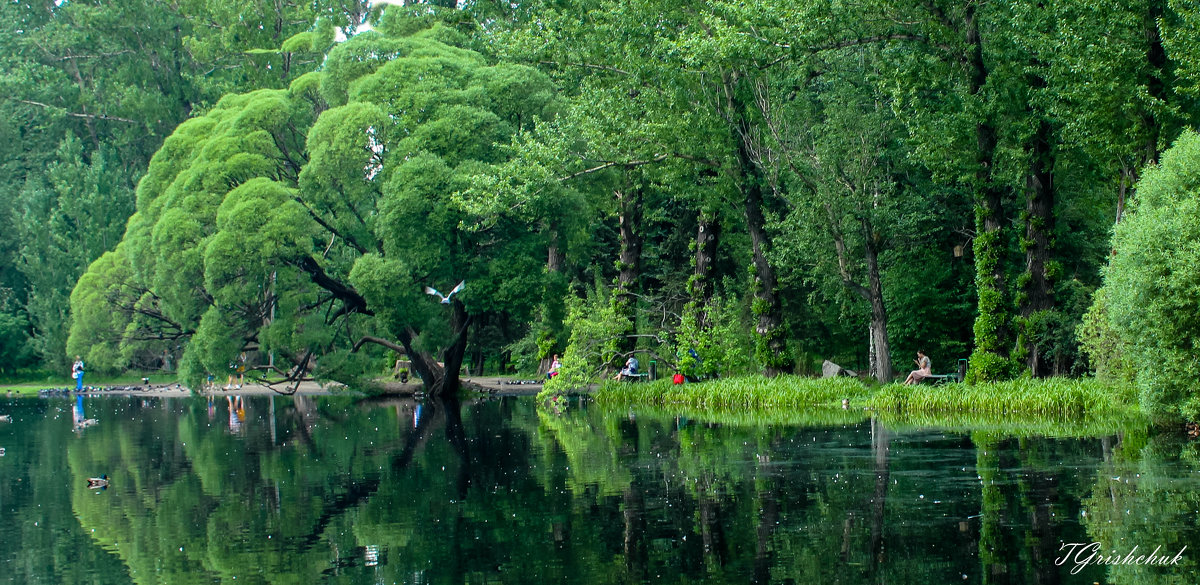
[1,394,1198,585]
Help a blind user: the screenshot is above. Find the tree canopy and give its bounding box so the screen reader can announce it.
[69,10,561,395]
[4,0,1193,417]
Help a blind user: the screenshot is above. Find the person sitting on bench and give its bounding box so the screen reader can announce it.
[904,350,932,385]
[614,356,640,381]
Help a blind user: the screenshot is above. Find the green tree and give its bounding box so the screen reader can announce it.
[1096,129,1200,420]
[18,134,134,370]
[497,0,801,374]
[71,10,562,395]
[0,0,370,372]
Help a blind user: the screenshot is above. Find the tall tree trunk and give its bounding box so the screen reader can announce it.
[720,70,791,376]
[379,308,470,397]
[1112,2,1166,229]
[1143,0,1167,167]
[469,313,485,376]
[1020,118,1056,377]
[744,180,790,376]
[826,205,892,383]
[864,227,892,382]
[538,226,567,375]
[691,210,721,327]
[394,328,444,392]
[436,298,471,394]
[963,3,1013,380]
[614,186,643,355]
[548,226,564,273]
[1115,166,1132,226]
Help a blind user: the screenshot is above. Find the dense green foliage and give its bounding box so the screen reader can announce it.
[1095,130,1200,420]
[3,0,1198,415]
[1,0,370,373]
[66,10,559,392]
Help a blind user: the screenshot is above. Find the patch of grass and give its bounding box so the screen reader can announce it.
[592,376,1142,433]
[607,402,871,428]
[868,378,1135,418]
[595,375,868,409]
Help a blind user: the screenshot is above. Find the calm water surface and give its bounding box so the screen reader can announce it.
[1,394,1198,584]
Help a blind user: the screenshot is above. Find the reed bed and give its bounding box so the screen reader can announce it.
[604,402,871,428]
[586,376,1146,437]
[595,375,869,410]
[595,376,1138,420]
[867,378,1134,418]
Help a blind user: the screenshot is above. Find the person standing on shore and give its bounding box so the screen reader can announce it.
[71,356,85,391]
[226,351,247,390]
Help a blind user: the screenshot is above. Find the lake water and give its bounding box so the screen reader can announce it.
[1,394,1198,584]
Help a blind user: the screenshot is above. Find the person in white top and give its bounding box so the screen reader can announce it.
[904,351,932,384]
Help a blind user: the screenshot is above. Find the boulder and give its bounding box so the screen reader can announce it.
[821,360,857,378]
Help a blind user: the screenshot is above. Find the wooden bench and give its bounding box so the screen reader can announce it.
[920,373,959,385]
[917,360,968,385]
[622,373,650,382]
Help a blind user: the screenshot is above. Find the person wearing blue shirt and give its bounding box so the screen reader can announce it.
[614,356,639,381]
[71,356,85,391]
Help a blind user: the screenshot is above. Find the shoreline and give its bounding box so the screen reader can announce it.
[11,376,548,398]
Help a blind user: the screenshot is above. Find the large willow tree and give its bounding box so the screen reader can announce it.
[68,7,559,395]
[1,0,371,373]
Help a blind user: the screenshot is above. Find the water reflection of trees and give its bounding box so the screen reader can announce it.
[38,396,1200,584]
[1083,433,1200,584]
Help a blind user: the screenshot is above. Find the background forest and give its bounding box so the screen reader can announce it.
[4,1,1200,416]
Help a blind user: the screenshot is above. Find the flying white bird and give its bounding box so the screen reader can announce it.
[424,280,465,304]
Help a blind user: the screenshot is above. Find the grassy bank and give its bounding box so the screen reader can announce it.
[868,378,1135,417]
[595,375,870,410]
[591,402,1140,437]
[594,375,1139,421]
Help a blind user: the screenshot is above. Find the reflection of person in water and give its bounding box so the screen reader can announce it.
[72,394,98,431]
[227,395,245,433]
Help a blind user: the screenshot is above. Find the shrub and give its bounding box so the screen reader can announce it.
[1077,287,1136,384]
[540,285,630,399]
[1100,129,1200,420]
[674,294,756,379]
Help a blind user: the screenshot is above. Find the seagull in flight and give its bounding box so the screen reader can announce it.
[425,280,465,304]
